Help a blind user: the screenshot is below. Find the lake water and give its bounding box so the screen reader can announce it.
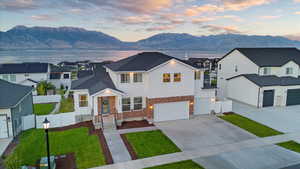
[0,49,223,64]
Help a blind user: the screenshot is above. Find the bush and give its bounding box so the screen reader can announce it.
[211,79,217,86]
[37,81,56,95]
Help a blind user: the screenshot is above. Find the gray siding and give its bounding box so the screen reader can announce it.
[11,93,33,137]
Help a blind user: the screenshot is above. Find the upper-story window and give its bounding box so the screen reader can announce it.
[163,73,171,82]
[219,64,221,70]
[63,73,70,79]
[174,73,181,82]
[133,73,143,83]
[120,73,130,83]
[10,74,16,82]
[195,71,201,80]
[263,67,271,75]
[286,67,293,75]
[2,74,9,81]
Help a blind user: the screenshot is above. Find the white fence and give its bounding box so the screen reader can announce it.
[33,95,61,104]
[211,100,233,113]
[22,114,35,130]
[36,112,76,128]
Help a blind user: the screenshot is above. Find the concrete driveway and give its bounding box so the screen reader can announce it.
[233,101,300,133]
[155,115,256,151]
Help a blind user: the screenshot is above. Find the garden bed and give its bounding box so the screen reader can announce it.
[117,120,154,130]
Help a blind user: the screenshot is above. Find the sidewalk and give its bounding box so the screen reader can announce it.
[91,131,300,169]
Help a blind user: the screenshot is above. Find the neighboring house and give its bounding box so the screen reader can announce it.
[188,58,219,70]
[49,64,72,89]
[0,79,34,138]
[71,52,215,127]
[0,63,49,95]
[217,48,300,108]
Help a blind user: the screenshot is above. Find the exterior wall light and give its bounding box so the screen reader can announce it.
[149,105,153,109]
[190,102,194,105]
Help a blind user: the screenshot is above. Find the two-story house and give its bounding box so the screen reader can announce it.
[217,48,300,108]
[71,52,214,127]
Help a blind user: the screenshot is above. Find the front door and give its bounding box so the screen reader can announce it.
[101,97,110,114]
[263,90,274,107]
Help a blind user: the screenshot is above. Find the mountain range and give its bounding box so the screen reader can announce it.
[1,25,300,51]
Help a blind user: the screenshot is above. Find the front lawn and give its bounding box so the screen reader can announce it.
[5,127,105,169]
[124,130,181,159]
[277,141,300,153]
[57,97,74,113]
[144,160,205,169]
[219,114,283,137]
[34,103,55,115]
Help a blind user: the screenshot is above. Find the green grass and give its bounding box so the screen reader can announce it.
[144,160,205,169]
[277,141,300,153]
[219,114,283,137]
[34,103,55,115]
[57,97,74,113]
[5,127,105,169]
[124,130,181,159]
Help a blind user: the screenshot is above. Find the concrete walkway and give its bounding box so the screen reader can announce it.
[104,130,131,163]
[118,126,158,134]
[0,138,12,156]
[91,132,300,169]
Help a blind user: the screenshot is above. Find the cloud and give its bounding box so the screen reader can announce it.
[192,17,216,24]
[0,0,39,11]
[223,0,272,11]
[31,14,57,21]
[295,11,300,15]
[294,0,300,2]
[200,24,242,34]
[118,15,153,24]
[260,15,281,19]
[69,8,83,14]
[146,25,175,31]
[185,4,224,16]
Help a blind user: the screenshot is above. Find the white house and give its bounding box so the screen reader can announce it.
[71,52,215,127]
[217,48,300,108]
[49,64,72,89]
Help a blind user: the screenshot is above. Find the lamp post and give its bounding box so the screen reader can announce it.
[43,118,51,169]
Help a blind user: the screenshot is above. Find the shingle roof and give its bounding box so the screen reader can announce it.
[71,63,122,95]
[0,79,33,108]
[50,64,73,73]
[105,52,196,71]
[227,74,300,87]
[221,48,300,67]
[0,63,48,74]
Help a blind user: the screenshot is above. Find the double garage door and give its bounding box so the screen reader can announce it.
[286,89,300,106]
[154,101,189,122]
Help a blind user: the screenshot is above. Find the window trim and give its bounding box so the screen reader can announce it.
[173,73,181,82]
[133,73,143,83]
[133,97,143,110]
[286,67,293,75]
[195,71,201,80]
[120,73,130,83]
[79,94,88,107]
[122,97,131,112]
[263,67,271,75]
[163,73,171,83]
[63,73,70,79]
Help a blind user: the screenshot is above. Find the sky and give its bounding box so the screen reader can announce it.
[0,0,300,42]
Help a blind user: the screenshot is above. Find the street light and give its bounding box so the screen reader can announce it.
[43,118,51,169]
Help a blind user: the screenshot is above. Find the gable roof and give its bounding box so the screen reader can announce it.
[50,64,73,73]
[71,63,123,95]
[0,62,48,74]
[227,74,300,87]
[105,52,196,72]
[0,79,33,108]
[220,48,300,67]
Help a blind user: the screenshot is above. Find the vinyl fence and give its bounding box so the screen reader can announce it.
[22,114,35,130]
[33,95,61,104]
[36,112,76,128]
[211,100,233,113]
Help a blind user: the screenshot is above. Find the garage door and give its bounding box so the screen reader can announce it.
[194,97,211,115]
[263,90,274,107]
[287,89,300,106]
[0,115,8,139]
[154,101,189,122]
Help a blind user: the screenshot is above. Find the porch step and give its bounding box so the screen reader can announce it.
[103,115,116,130]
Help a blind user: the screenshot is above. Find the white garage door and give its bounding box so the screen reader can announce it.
[0,115,8,139]
[194,97,211,115]
[154,101,189,122]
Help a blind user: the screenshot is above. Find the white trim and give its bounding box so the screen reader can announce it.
[90,88,125,97]
[148,59,198,72]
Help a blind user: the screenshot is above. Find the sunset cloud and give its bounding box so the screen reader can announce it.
[201,24,242,34]
[223,0,272,11]
[260,15,281,19]
[294,0,300,2]
[0,0,39,11]
[146,25,175,31]
[192,17,216,24]
[185,4,224,16]
[31,14,57,21]
[295,11,300,15]
[119,15,153,24]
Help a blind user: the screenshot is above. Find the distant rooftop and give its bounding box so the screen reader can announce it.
[0,62,48,74]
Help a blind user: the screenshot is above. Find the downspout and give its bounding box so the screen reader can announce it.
[257,87,261,108]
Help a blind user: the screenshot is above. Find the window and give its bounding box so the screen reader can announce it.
[63,73,70,79]
[163,73,171,82]
[122,98,131,111]
[2,74,9,81]
[174,73,181,82]
[195,71,201,80]
[263,67,271,75]
[18,104,22,112]
[286,67,293,75]
[133,73,143,83]
[10,74,16,82]
[234,65,238,72]
[219,64,221,70]
[79,94,88,107]
[134,97,143,110]
[120,73,130,83]
[24,73,29,77]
